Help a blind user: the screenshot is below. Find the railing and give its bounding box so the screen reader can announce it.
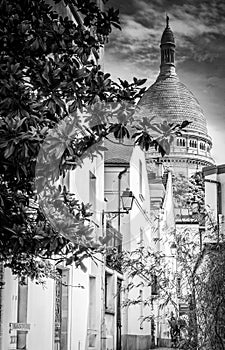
[175,207,199,223]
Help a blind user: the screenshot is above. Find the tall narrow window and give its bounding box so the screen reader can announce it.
[139,290,144,330]
[88,276,97,347]
[116,279,122,350]
[171,51,175,63]
[177,276,181,297]
[140,227,144,245]
[104,273,108,310]
[88,276,96,330]
[139,160,143,196]
[17,278,28,350]
[89,171,96,218]
[0,263,3,345]
[105,272,116,313]
[217,181,222,216]
[54,269,69,350]
[165,49,169,62]
[151,274,158,296]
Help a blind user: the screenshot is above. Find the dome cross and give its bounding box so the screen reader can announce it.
[166,15,169,28]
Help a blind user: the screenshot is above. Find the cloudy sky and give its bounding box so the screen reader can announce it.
[104,0,225,164]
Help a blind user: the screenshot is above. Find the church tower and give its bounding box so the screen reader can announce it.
[138,17,214,178]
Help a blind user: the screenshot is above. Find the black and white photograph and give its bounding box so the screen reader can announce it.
[0,1,225,349]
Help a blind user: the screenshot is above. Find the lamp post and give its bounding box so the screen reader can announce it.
[102,188,135,350]
[102,188,135,228]
[170,241,178,314]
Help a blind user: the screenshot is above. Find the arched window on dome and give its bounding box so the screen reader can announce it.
[189,140,197,148]
[177,138,186,147]
[200,143,206,150]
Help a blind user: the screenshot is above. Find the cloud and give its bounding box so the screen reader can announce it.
[106,0,225,66]
[104,0,225,165]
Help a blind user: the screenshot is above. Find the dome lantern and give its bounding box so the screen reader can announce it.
[160,16,176,77]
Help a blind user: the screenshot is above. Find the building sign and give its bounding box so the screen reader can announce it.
[9,323,30,333]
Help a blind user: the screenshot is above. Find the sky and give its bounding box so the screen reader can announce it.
[104,0,225,164]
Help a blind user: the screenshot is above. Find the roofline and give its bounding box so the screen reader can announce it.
[203,164,225,176]
[176,221,199,225]
[105,162,130,167]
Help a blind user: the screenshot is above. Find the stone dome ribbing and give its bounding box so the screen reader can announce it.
[139,74,208,135]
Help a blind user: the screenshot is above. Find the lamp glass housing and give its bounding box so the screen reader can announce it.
[121,189,134,212]
[170,242,177,257]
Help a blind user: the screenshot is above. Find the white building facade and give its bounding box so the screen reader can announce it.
[104,139,154,350]
[0,155,105,350]
[1,139,157,350]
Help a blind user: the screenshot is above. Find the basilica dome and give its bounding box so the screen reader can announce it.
[138,16,214,177]
[139,74,208,136]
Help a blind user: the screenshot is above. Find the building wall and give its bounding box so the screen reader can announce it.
[2,268,18,350]
[203,164,225,243]
[1,143,154,350]
[62,156,105,350]
[123,147,152,348]
[104,145,153,350]
[1,155,105,350]
[27,279,54,350]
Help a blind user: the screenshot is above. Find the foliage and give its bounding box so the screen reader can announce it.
[114,171,225,349]
[114,226,201,349]
[0,0,189,280]
[172,172,206,230]
[111,244,177,315]
[194,244,225,350]
[169,172,225,349]
[173,172,204,211]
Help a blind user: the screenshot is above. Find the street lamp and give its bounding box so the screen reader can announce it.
[102,188,135,259]
[104,188,135,218]
[170,242,177,257]
[102,188,135,235]
[120,188,135,213]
